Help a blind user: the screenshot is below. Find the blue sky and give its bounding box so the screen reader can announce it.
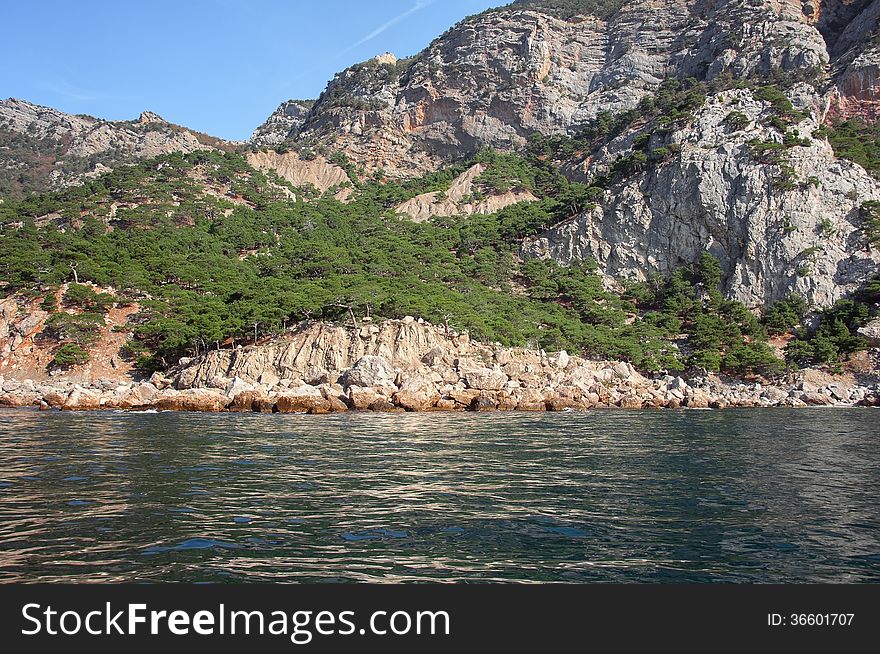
[2,0,501,140]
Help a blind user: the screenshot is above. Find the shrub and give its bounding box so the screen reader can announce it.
[725,111,750,130]
[63,284,115,312]
[817,119,880,177]
[51,343,90,367]
[762,294,808,335]
[860,200,880,247]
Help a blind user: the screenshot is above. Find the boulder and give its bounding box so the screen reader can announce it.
[556,350,570,369]
[225,376,254,399]
[468,395,497,411]
[42,391,67,408]
[393,370,440,411]
[62,386,102,411]
[369,398,402,412]
[340,356,396,389]
[684,392,710,409]
[326,395,349,412]
[156,389,228,412]
[110,382,159,410]
[618,394,644,409]
[448,388,481,407]
[463,368,508,391]
[827,383,852,402]
[276,385,329,413]
[495,390,519,411]
[545,395,578,411]
[516,388,547,411]
[149,371,173,390]
[393,390,438,411]
[348,385,387,410]
[229,390,271,412]
[802,391,833,406]
[857,318,880,347]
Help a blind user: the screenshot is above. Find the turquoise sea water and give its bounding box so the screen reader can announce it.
[0,408,878,582]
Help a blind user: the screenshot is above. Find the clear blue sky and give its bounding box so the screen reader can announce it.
[2,0,501,140]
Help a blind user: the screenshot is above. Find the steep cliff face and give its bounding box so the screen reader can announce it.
[395,163,538,221]
[248,0,880,308]
[263,0,880,177]
[175,317,466,387]
[826,1,880,121]
[0,99,219,195]
[523,86,880,307]
[245,149,351,196]
[250,99,313,146]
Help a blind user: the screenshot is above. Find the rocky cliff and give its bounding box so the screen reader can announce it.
[0,98,222,195]
[234,1,880,309]
[523,85,880,307]
[260,0,880,177]
[3,317,877,412]
[395,163,538,221]
[250,99,314,146]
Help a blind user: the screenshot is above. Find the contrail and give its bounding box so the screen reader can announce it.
[344,0,437,54]
[281,0,437,88]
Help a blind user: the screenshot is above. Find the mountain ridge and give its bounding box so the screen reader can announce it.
[1,0,880,390]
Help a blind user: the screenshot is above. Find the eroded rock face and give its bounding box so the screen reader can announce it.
[264,0,875,178]
[154,388,229,412]
[0,316,876,412]
[176,319,466,388]
[245,150,350,195]
[251,100,313,146]
[522,87,880,308]
[463,368,508,391]
[827,1,880,122]
[395,164,538,222]
[276,385,329,413]
[0,98,214,191]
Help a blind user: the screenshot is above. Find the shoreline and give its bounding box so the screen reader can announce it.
[2,367,878,414]
[3,319,879,414]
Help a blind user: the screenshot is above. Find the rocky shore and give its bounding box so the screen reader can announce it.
[1,318,878,413]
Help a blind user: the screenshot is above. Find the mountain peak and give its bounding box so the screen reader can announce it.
[372,52,398,66]
[138,110,167,125]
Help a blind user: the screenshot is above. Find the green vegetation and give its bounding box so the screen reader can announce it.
[62,284,116,312]
[785,277,879,366]
[529,77,707,178]
[51,343,90,368]
[860,200,880,247]
[0,148,791,377]
[816,119,880,178]
[753,85,808,126]
[817,217,835,237]
[629,253,783,376]
[762,294,808,336]
[473,149,539,193]
[505,0,626,20]
[2,75,873,379]
[725,111,750,131]
[43,312,105,347]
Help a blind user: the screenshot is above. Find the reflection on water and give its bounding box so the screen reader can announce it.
[0,408,878,583]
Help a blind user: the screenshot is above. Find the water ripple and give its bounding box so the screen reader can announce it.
[0,408,878,582]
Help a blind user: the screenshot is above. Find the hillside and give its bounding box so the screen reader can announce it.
[0,98,240,197]
[260,0,880,174]
[1,0,879,391]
